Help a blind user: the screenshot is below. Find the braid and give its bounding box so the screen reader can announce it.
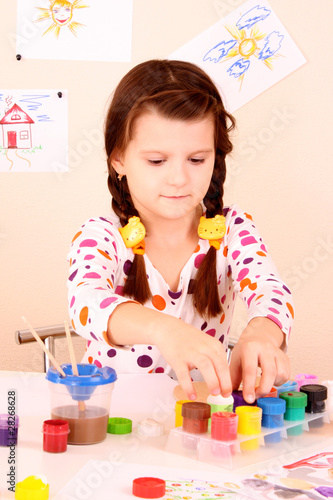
[107,167,152,304]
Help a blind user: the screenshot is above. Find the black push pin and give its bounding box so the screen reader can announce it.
[16,54,22,61]
[57,92,63,98]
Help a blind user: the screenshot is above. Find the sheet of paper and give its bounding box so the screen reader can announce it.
[55,460,253,499]
[169,0,306,112]
[0,90,68,172]
[16,0,133,62]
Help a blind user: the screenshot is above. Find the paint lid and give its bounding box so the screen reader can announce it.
[300,384,328,402]
[0,414,19,428]
[42,419,69,435]
[136,418,164,437]
[46,363,117,386]
[232,390,256,408]
[279,391,307,408]
[182,402,211,420]
[132,477,166,498]
[257,397,286,415]
[275,381,298,395]
[207,394,234,406]
[211,411,238,421]
[263,387,278,398]
[107,417,132,435]
[15,475,49,500]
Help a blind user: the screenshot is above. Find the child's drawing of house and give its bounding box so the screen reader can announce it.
[0,104,34,149]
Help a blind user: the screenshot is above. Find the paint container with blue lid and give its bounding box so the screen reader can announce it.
[274,381,298,396]
[257,397,286,444]
[257,397,286,428]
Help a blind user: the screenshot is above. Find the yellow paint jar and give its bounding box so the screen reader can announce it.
[174,400,191,427]
[236,406,262,451]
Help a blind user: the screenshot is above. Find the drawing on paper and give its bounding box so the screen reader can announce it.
[168,0,306,112]
[164,479,243,498]
[0,102,35,170]
[34,0,89,38]
[203,5,284,89]
[0,91,68,173]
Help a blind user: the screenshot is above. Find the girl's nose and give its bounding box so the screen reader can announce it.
[167,161,188,186]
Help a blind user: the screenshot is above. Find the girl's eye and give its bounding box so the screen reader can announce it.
[148,159,165,166]
[190,158,205,164]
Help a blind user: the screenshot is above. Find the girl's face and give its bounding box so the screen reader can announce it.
[112,112,215,227]
[51,2,73,25]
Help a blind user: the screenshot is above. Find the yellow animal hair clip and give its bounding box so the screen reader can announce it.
[198,215,226,250]
[119,216,146,255]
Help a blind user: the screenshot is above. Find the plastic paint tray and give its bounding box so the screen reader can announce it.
[166,412,331,470]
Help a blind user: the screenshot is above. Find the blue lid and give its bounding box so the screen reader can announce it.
[46,364,117,401]
[257,397,286,415]
[46,363,117,386]
[275,381,298,395]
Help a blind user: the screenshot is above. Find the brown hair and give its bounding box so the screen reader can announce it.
[105,59,235,318]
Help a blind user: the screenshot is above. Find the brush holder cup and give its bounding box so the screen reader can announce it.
[46,363,117,445]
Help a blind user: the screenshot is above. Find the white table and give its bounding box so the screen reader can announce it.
[1,371,332,499]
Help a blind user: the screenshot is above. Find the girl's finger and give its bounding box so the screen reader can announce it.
[175,366,197,400]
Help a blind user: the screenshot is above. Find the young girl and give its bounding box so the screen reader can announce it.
[67,59,294,403]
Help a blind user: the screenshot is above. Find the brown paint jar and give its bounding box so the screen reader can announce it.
[182,402,211,434]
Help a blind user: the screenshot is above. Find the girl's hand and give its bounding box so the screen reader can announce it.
[154,323,232,401]
[229,317,290,403]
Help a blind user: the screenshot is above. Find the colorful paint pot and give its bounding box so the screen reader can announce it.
[300,384,327,413]
[0,414,19,447]
[174,400,191,427]
[232,390,256,411]
[15,475,49,500]
[295,374,318,391]
[279,391,307,421]
[236,406,262,451]
[211,411,238,441]
[257,397,286,428]
[182,402,211,434]
[42,419,69,453]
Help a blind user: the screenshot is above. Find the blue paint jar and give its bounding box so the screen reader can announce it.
[257,397,286,428]
[257,397,286,445]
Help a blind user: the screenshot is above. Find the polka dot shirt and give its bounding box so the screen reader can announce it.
[67,204,294,375]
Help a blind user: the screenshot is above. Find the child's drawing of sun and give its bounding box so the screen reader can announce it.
[34,0,89,38]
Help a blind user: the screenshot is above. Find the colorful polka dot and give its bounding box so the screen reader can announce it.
[137,355,153,368]
[152,295,166,311]
[98,249,112,260]
[79,307,89,326]
[83,272,101,279]
[194,253,205,268]
[100,297,117,309]
[79,239,98,248]
[107,349,117,358]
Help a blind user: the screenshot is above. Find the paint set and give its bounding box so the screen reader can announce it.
[166,379,332,470]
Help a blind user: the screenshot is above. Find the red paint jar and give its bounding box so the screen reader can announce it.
[43,419,70,453]
[182,402,211,434]
[211,411,238,441]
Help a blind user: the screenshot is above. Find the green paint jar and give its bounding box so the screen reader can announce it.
[279,391,307,421]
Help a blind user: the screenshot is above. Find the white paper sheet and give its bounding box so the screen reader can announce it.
[16,0,133,62]
[169,0,306,112]
[0,90,68,172]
